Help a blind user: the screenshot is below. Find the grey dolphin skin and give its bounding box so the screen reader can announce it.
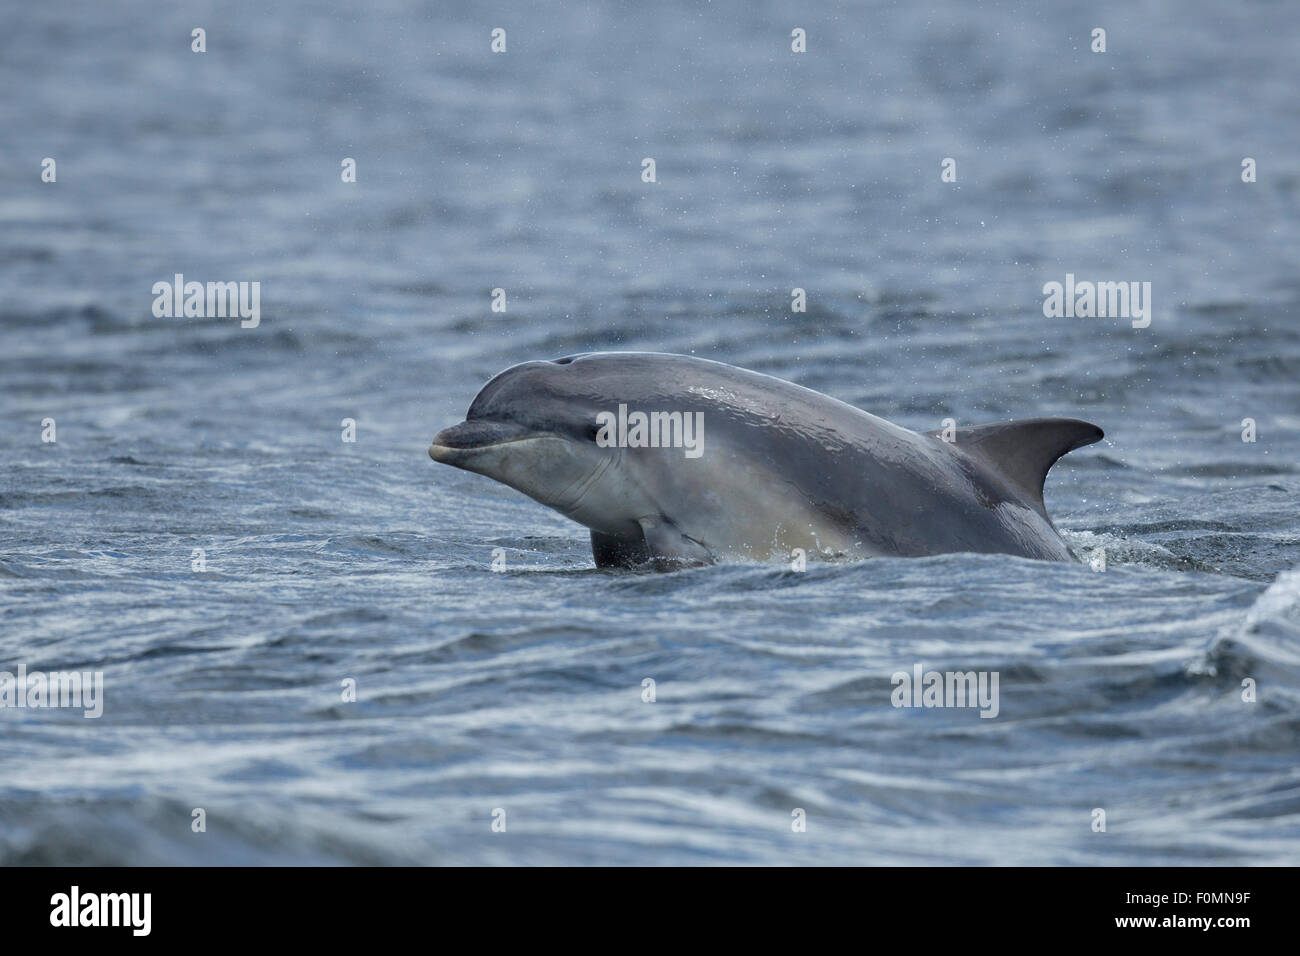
[429,352,1103,568]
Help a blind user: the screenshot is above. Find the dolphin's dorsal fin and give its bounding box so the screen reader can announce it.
[928,418,1104,517]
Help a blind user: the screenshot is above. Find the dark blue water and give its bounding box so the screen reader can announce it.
[2,0,1298,864]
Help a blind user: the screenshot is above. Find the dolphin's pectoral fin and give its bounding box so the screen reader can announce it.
[636,515,714,568]
[589,521,710,570]
[929,418,1104,518]
[590,529,650,569]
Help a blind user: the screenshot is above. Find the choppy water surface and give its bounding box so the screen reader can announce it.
[2,0,1298,864]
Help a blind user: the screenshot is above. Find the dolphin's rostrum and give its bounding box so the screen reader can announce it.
[430,352,1103,568]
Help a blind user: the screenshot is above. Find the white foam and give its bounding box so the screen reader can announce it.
[1241,565,1300,636]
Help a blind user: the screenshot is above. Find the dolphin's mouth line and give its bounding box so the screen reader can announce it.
[429,419,553,460]
[430,434,541,453]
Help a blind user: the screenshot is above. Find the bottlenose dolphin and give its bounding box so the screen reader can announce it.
[429,352,1103,568]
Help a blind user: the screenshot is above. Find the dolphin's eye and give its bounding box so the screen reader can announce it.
[585,422,601,442]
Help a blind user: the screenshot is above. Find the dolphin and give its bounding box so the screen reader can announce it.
[429,352,1103,568]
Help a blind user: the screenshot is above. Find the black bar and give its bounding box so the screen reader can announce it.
[0,866,1283,942]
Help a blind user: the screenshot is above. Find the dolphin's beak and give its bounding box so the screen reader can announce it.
[429,419,535,464]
